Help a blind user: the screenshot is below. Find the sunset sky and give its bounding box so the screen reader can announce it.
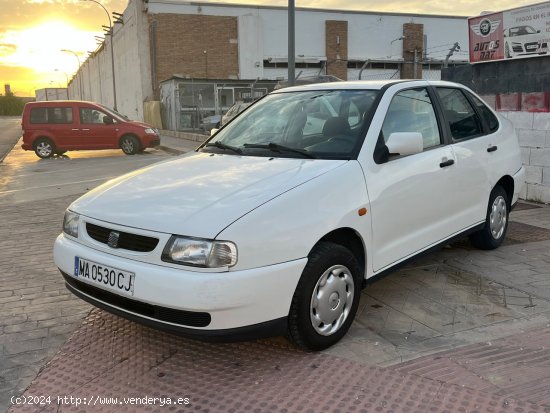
[0,0,541,96]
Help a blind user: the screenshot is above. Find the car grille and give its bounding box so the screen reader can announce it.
[62,272,211,327]
[512,45,524,53]
[86,223,159,252]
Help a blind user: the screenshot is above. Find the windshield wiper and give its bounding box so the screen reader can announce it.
[244,143,316,159]
[204,141,243,154]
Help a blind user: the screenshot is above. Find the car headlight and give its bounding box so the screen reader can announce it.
[162,236,237,268]
[63,210,80,238]
[144,128,157,135]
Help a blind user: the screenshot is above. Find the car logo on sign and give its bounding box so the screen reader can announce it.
[107,231,120,248]
[471,18,501,37]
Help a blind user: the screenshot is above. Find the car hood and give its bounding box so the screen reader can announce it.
[70,152,347,238]
[129,121,153,129]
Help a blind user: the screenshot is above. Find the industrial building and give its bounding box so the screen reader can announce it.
[68,0,469,129]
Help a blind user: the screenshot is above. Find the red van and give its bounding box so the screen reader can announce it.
[21,101,160,158]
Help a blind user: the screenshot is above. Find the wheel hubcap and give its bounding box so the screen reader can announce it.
[489,195,507,239]
[310,265,354,336]
[122,140,133,153]
[37,142,52,157]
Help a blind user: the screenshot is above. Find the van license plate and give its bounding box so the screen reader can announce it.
[74,257,135,296]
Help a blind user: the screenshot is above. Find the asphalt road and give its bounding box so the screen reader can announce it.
[0,117,22,163]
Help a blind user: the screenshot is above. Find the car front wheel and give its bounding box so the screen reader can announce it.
[120,135,140,155]
[288,242,361,351]
[470,185,509,250]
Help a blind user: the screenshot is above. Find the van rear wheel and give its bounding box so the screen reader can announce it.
[34,138,55,159]
[120,135,140,155]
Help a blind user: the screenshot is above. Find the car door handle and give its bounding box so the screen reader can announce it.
[440,159,455,168]
[82,128,90,131]
[487,145,498,152]
[71,128,80,131]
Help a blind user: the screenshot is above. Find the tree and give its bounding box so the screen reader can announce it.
[0,94,25,116]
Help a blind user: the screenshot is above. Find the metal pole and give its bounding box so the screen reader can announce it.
[109,32,117,110]
[288,0,295,86]
[413,48,418,79]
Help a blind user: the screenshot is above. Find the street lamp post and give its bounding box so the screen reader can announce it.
[82,0,117,110]
[61,49,83,99]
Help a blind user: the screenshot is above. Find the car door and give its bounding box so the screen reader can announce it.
[363,86,461,272]
[41,106,76,148]
[434,87,492,227]
[78,107,118,149]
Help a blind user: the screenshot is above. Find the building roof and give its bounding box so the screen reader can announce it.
[149,0,470,19]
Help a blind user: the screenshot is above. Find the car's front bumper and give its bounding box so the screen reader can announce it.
[53,234,306,335]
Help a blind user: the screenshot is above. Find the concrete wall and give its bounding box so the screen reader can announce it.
[499,111,550,203]
[68,0,152,120]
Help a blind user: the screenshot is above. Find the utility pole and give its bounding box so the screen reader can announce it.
[444,42,461,68]
[288,0,295,86]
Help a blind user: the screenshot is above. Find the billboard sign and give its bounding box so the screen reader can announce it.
[469,1,550,63]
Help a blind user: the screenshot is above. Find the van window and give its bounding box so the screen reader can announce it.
[79,108,110,124]
[30,107,73,124]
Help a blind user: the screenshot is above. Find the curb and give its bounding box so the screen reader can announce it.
[0,137,21,163]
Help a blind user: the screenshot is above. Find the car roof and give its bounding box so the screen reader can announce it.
[25,100,100,106]
[273,79,467,93]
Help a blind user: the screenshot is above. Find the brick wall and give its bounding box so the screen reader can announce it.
[401,23,423,79]
[149,14,239,90]
[325,20,348,80]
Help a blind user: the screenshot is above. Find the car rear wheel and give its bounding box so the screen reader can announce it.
[120,135,140,155]
[288,242,361,351]
[470,185,509,250]
[34,138,55,159]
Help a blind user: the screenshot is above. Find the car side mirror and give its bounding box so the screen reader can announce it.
[537,29,541,33]
[210,128,219,136]
[103,116,114,125]
[386,132,423,157]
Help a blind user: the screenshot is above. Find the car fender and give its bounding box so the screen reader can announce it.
[216,160,372,273]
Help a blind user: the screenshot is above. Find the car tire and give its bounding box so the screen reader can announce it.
[120,135,140,155]
[34,137,55,159]
[288,242,362,351]
[470,185,509,250]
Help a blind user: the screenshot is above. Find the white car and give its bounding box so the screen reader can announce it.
[504,25,548,58]
[54,80,525,350]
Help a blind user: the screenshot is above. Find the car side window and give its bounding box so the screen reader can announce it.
[381,88,442,149]
[468,93,499,133]
[30,107,73,124]
[79,108,109,124]
[436,88,483,140]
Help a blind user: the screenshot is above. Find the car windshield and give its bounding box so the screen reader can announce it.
[99,105,129,121]
[200,89,379,160]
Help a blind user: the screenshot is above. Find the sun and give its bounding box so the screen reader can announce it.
[0,20,100,75]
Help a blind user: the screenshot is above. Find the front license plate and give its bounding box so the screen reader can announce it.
[73,257,135,296]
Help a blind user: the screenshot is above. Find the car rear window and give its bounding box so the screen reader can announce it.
[30,107,73,124]
[468,93,499,133]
